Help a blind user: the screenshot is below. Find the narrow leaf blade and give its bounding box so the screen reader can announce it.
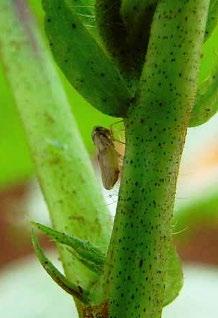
[33,222,105,267]
[32,230,89,303]
[66,247,103,274]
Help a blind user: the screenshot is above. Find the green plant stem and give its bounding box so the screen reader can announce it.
[104,1,210,317]
[0,0,111,303]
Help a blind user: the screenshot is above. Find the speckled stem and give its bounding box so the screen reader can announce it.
[103,1,210,317]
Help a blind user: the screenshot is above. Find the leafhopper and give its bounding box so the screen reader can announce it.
[92,126,121,190]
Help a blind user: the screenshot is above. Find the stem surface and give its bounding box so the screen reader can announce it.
[104,1,210,317]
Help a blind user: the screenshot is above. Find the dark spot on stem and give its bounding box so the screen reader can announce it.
[139,259,143,268]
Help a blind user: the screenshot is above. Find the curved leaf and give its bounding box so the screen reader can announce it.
[33,222,183,305]
[164,245,183,307]
[189,70,218,127]
[42,0,131,117]
[33,222,105,271]
[66,0,97,37]
[32,230,89,303]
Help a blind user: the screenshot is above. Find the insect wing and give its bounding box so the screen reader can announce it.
[98,145,119,190]
[92,126,120,189]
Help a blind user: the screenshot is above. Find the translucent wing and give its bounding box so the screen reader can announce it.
[92,126,120,189]
[98,145,120,190]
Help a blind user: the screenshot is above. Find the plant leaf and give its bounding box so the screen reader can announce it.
[66,247,103,274]
[66,0,95,27]
[189,69,218,127]
[33,222,183,305]
[164,244,183,307]
[32,230,89,303]
[42,0,131,117]
[67,0,94,17]
[33,222,105,269]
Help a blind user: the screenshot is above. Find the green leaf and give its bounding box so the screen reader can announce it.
[164,245,183,307]
[33,222,105,272]
[67,247,103,274]
[33,223,183,305]
[189,69,218,127]
[32,230,89,303]
[26,0,120,155]
[66,0,95,28]
[42,0,131,117]
[205,0,218,41]
[66,0,98,39]
[67,0,94,17]
[190,18,218,127]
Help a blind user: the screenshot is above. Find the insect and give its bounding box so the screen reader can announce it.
[92,126,121,190]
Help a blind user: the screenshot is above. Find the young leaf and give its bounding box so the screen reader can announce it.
[33,222,105,267]
[67,247,103,274]
[42,0,131,117]
[32,230,89,303]
[189,70,218,127]
[164,245,183,307]
[32,201,183,307]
